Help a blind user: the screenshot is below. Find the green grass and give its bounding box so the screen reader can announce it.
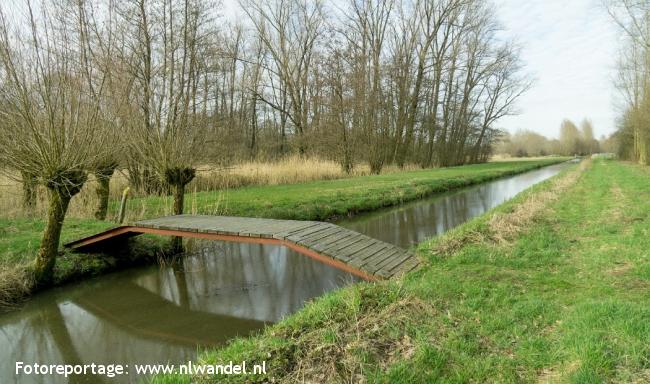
[125,159,566,221]
[0,218,114,266]
[151,159,650,383]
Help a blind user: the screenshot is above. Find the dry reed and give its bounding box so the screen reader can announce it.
[0,264,32,310]
[487,159,590,243]
[0,156,421,220]
[432,159,591,256]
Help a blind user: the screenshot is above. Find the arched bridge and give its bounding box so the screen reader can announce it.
[65,214,420,281]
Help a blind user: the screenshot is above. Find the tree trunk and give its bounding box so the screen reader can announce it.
[172,182,185,216]
[33,170,86,286]
[93,166,116,220]
[33,189,72,286]
[170,183,186,253]
[94,176,110,220]
[165,167,195,254]
[21,171,37,213]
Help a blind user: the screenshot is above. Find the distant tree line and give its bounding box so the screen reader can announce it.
[226,0,532,171]
[0,0,530,284]
[495,119,600,158]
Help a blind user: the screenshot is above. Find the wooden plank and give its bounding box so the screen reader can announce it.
[347,243,390,268]
[264,220,306,232]
[297,226,347,246]
[336,237,378,259]
[272,222,324,239]
[310,231,357,252]
[318,233,368,258]
[394,257,420,274]
[367,247,405,269]
[375,269,393,279]
[286,223,334,242]
[326,232,369,251]
[369,250,418,277]
[348,241,389,264]
[385,252,414,273]
[354,242,392,262]
[237,220,290,237]
[256,222,302,238]
[375,251,413,277]
[358,247,401,272]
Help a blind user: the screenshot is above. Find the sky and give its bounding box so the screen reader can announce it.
[492,0,620,139]
[214,0,623,140]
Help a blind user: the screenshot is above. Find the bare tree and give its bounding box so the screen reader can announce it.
[240,0,324,155]
[189,0,529,170]
[115,0,215,216]
[606,0,650,164]
[470,43,532,162]
[0,0,113,284]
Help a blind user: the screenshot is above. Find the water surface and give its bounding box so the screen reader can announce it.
[337,162,571,248]
[0,242,357,383]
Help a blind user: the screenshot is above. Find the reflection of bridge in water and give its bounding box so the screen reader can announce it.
[73,279,266,346]
[1,241,357,383]
[66,214,419,280]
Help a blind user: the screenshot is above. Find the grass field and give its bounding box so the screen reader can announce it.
[151,158,650,383]
[0,156,421,220]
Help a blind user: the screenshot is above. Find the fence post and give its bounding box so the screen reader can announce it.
[118,187,130,224]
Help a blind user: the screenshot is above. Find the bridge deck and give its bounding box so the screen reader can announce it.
[65,215,419,280]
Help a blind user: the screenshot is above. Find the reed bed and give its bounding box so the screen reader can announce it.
[0,156,421,220]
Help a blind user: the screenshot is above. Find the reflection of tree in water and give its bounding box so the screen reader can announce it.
[171,259,190,309]
[0,240,357,383]
[1,301,104,384]
[40,303,103,384]
[169,241,357,322]
[73,278,265,347]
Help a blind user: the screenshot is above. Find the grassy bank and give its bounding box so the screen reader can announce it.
[121,158,566,221]
[0,158,564,309]
[153,158,650,383]
[2,158,564,266]
[0,233,169,310]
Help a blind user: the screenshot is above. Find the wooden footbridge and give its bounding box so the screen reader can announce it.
[65,215,419,281]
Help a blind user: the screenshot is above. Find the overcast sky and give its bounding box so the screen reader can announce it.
[493,0,619,139]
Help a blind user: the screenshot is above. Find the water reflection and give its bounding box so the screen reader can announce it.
[0,242,357,383]
[338,162,571,248]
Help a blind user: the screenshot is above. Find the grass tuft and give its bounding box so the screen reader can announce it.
[0,263,33,309]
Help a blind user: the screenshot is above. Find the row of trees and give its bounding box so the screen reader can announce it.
[0,0,210,284]
[227,0,531,171]
[0,0,529,284]
[607,0,650,164]
[495,119,600,158]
